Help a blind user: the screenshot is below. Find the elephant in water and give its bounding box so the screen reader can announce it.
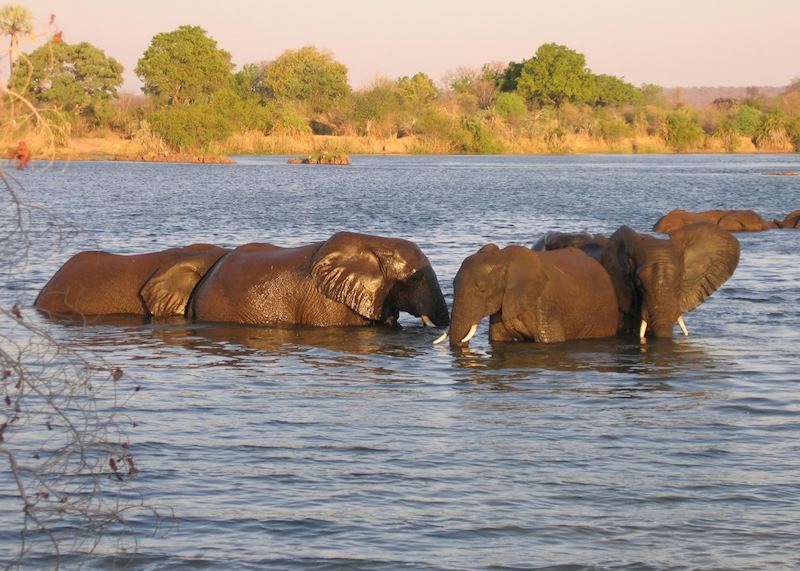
[776,210,800,229]
[435,245,618,347]
[532,231,609,259]
[35,244,229,318]
[600,222,740,339]
[653,209,778,233]
[188,231,450,328]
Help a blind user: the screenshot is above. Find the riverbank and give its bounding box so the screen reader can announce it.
[6,130,795,164]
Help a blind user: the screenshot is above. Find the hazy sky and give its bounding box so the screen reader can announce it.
[12,0,800,93]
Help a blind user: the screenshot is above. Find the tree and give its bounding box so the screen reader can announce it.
[443,63,501,110]
[397,72,438,107]
[592,74,641,107]
[498,61,524,92]
[135,25,233,105]
[516,43,594,108]
[0,4,33,87]
[10,40,123,124]
[350,78,403,137]
[258,46,350,114]
[640,83,666,106]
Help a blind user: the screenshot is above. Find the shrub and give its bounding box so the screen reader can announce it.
[494,92,527,124]
[665,109,705,152]
[459,114,503,153]
[785,117,800,152]
[149,104,233,150]
[734,105,763,136]
[414,111,471,151]
[598,115,632,144]
[752,113,789,150]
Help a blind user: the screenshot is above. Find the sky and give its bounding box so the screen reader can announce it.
[10,0,800,94]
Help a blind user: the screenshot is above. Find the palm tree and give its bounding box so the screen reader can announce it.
[0,4,34,87]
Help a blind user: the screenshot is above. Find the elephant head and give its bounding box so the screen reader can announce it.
[308,232,451,327]
[600,222,740,339]
[437,244,618,346]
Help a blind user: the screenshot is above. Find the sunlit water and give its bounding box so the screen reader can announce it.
[2,154,800,569]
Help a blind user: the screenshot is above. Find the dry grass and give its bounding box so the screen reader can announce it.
[4,130,794,164]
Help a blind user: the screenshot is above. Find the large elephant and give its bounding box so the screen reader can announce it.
[187,231,450,328]
[653,209,778,233]
[600,222,740,339]
[35,244,229,317]
[435,245,618,347]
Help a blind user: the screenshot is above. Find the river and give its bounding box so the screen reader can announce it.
[2,154,799,569]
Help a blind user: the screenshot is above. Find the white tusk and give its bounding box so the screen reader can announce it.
[460,324,479,344]
[421,315,435,328]
[677,315,689,336]
[433,331,449,345]
[639,319,648,339]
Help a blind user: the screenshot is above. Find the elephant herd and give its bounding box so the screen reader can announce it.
[35,207,792,347]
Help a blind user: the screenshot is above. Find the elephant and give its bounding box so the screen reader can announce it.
[600,222,740,339]
[434,245,619,347]
[186,231,450,328]
[532,231,608,259]
[653,209,778,233]
[35,244,229,318]
[776,210,800,229]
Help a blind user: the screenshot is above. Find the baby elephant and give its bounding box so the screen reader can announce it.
[436,245,618,346]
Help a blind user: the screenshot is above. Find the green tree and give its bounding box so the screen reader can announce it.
[136,25,233,105]
[10,40,123,125]
[639,83,666,106]
[592,74,641,107]
[516,43,594,108]
[397,72,438,107]
[350,79,403,137]
[259,46,350,113]
[499,61,524,92]
[0,4,33,87]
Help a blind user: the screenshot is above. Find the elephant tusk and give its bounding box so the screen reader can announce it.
[433,331,449,345]
[639,319,648,339]
[421,315,435,328]
[461,324,479,344]
[677,315,689,336]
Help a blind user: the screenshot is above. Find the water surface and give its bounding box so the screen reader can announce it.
[2,154,799,569]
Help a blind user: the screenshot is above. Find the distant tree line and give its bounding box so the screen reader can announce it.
[3,6,800,155]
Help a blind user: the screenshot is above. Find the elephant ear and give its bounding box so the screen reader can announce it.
[140,253,224,318]
[310,232,420,320]
[501,248,549,337]
[599,225,638,316]
[670,222,740,313]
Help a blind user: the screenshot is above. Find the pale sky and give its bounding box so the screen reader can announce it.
[11,0,800,93]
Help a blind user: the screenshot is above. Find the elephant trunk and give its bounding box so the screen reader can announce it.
[446,292,483,347]
[640,293,681,339]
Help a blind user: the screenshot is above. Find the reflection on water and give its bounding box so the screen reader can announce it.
[5,154,800,570]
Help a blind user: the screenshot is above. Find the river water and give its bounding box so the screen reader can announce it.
[2,154,799,569]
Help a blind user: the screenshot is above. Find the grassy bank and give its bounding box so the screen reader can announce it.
[6,131,793,165]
